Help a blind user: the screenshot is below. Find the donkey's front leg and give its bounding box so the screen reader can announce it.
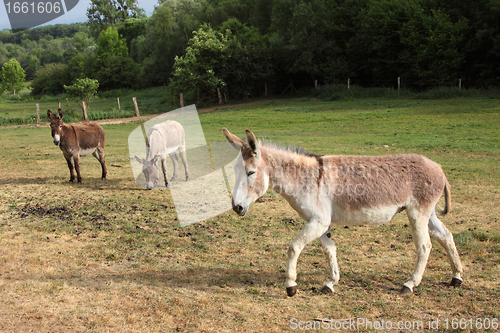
[286,219,329,297]
[319,231,340,294]
[64,154,75,183]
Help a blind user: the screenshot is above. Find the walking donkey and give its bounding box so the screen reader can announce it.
[135,120,190,190]
[47,108,107,183]
[223,128,463,297]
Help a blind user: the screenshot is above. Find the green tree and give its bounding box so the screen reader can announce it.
[399,5,468,87]
[31,63,67,95]
[96,26,128,60]
[270,0,336,83]
[94,27,138,90]
[64,53,93,85]
[22,53,41,80]
[87,0,146,38]
[342,0,407,85]
[171,25,228,103]
[64,78,99,108]
[0,58,26,95]
[218,18,273,99]
[72,31,96,52]
[137,0,205,86]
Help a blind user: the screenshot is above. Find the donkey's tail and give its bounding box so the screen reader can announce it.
[437,180,451,216]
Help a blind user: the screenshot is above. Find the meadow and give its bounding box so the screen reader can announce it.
[0,97,499,332]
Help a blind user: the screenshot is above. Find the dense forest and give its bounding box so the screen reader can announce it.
[0,0,499,101]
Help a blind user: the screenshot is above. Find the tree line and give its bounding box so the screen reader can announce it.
[1,0,499,102]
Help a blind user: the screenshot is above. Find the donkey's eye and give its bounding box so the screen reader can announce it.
[59,126,63,129]
[247,171,255,177]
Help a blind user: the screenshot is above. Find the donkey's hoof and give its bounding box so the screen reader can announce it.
[165,183,170,188]
[101,177,106,181]
[320,285,334,294]
[186,177,190,181]
[286,286,297,297]
[450,278,462,287]
[399,286,412,295]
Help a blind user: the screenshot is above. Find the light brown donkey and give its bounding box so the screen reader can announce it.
[223,128,463,297]
[47,108,107,183]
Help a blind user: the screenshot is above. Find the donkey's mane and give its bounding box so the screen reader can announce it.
[260,138,318,158]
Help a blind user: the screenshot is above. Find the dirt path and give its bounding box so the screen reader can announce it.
[95,99,274,125]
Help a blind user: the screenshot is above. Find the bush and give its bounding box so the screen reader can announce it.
[31,63,68,95]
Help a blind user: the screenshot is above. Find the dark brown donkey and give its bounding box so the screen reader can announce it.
[47,108,107,183]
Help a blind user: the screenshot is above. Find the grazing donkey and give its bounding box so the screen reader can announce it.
[47,108,107,183]
[223,128,463,297]
[135,120,190,190]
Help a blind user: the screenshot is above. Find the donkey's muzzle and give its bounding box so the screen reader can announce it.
[232,204,246,216]
[53,134,60,146]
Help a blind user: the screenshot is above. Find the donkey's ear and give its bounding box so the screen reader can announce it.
[135,155,144,164]
[58,108,63,120]
[223,128,245,151]
[47,109,53,119]
[245,129,260,157]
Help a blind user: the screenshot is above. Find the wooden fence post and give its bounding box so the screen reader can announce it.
[348,78,350,90]
[117,97,120,110]
[82,101,88,120]
[36,103,40,126]
[459,79,462,91]
[133,97,140,116]
[217,87,222,105]
[180,93,184,108]
[315,80,318,88]
[265,82,267,96]
[58,101,61,109]
[397,77,401,95]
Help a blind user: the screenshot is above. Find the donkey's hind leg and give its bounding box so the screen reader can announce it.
[178,146,190,181]
[286,219,329,297]
[74,154,82,184]
[428,210,463,286]
[161,158,169,188]
[401,210,433,294]
[319,230,340,294]
[92,147,107,180]
[169,153,179,181]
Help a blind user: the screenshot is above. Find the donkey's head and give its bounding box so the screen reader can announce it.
[223,128,269,216]
[47,108,64,146]
[135,155,160,190]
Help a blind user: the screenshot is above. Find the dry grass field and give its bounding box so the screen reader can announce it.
[1,98,499,332]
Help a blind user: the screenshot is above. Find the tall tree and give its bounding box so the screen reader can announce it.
[137,0,205,86]
[94,27,138,90]
[0,58,26,95]
[399,4,468,87]
[87,0,145,38]
[171,25,228,103]
[270,0,336,85]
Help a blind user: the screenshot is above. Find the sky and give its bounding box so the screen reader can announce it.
[0,0,158,31]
